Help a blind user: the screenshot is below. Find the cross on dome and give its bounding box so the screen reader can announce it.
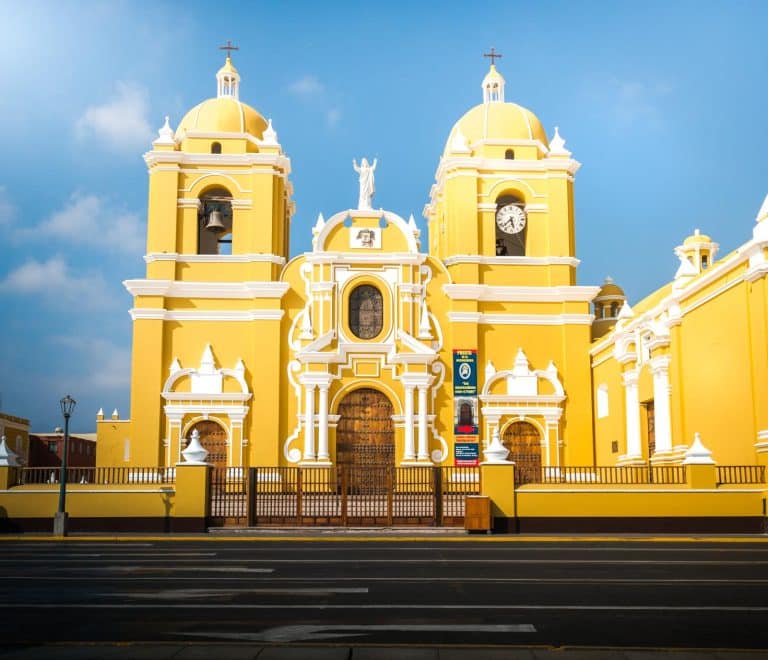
[216,42,241,99]
[483,47,503,65]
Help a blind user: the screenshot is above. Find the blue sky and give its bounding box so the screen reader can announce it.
[1,1,767,433]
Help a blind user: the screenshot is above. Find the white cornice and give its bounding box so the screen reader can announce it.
[443,284,599,303]
[144,253,286,266]
[443,255,580,267]
[129,308,284,321]
[448,312,594,325]
[124,279,290,299]
[144,151,291,175]
[304,252,426,266]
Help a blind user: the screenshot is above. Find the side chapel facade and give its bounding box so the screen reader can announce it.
[95,55,768,474]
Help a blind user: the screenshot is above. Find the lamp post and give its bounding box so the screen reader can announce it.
[54,395,76,536]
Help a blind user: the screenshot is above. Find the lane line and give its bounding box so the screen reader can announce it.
[3,604,768,611]
[107,587,369,599]
[1,558,766,565]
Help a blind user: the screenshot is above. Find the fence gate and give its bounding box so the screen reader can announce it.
[247,465,479,527]
[208,467,247,527]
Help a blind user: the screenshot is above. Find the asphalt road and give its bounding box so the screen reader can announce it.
[1,537,767,655]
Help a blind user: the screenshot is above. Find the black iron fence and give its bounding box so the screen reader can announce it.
[716,465,766,485]
[17,467,175,486]
[243,465,480,527]
[520,465,688,485]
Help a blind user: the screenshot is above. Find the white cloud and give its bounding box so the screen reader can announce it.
[610,79,673,125]
[19,193,145,256]
[52,336,131,391]
[326,108,341,128]
[0,257,111,307]
[288,75,324,97]
[0,187,14,226]
[76,82,153,151]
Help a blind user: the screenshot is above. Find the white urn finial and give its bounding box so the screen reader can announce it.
[181,429,209,465]
[0,435,20,467]
[482,428,512,464]
[684,432,715,465]
[154,116,175,146]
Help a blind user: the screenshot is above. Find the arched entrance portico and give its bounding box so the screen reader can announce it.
[502,420,542,484]
[335,388,395,468]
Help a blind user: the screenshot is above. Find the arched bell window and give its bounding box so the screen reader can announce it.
[494,193,527,257]
[505,149,515,160]
[349,284,383,339]
[198,188,233,255]
[211,141,222,154]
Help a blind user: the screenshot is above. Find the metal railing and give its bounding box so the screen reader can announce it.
[18,467,175,486]
[716,465,766,485]
[530,465,688,485]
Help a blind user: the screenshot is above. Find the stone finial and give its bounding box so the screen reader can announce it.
[111,408,119,420]
[482,428,512,464]
[169,358,181,375]
[754,194,768,240]
[617,301,635,320]
[683,432,715,465]
[181,429,209,465]
[408,213,420,236]
[260,118,279,147]
[234,358,245,375]
[512,348,530,375]
[0,435,20,467]
[199,345,216,374]
[418,300,432,340]
[548,126,571,157]
[312,212,325,236]
[153,116,175,146]
[674,251,698,280]
[449,127,471,154]
[485,360,496,380]
[96,408,104,421]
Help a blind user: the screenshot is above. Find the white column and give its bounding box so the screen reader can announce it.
[303,385,316,461]
[417,385,429,461]
[622,368,642,460]
[650,356,673,455]
[404,385,416,460]
[317,384,330,461]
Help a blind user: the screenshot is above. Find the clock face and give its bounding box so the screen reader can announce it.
[496,204,526,234]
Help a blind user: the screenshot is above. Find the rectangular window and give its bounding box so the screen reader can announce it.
[47,440,57,453]
[596,384,609,419]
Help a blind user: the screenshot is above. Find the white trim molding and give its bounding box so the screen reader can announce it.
[448,312,594,326]
[443,284,599,303]
[442,255,580,267]
[144,253,286,266]
[124,279,290,299]
[129,308,284,321]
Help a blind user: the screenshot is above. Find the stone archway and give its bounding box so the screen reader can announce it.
[335,388,395,467]
[189,419,228,468]
[502,421,542,484]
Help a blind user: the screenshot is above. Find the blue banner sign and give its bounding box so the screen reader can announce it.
[454,442,480,466]
[453,349,479,435]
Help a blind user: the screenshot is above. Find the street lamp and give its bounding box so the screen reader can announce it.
[54,395,76,536]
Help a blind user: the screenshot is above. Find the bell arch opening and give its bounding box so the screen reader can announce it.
[494,193,527,257]
[198,188,233,255]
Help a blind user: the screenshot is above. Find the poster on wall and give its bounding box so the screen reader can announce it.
[454,441,480,466]
[453,349,478,434]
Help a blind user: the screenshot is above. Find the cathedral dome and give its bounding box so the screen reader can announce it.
[595,276,625,299]
[446,102,548,155]
[176,97,267,138]
[175,54,268,139]
[682,228,713,247]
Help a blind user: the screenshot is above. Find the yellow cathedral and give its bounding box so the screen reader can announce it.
[95,54,768,482]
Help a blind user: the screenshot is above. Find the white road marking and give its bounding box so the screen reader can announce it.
[105,587,368,600]
[179,623,535,642]
[3,604,768,611]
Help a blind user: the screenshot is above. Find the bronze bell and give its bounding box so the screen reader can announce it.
[204,209,226,233]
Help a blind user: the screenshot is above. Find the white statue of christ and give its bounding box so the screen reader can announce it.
[353,157,377,210]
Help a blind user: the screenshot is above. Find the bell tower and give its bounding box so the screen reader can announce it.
[121,49,294,467]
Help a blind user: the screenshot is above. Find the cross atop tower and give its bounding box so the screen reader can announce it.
[219,40,239,57]
[483,47,503,66]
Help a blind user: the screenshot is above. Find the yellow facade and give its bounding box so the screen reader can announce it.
[0,413,30,466]
[96,56,768,480]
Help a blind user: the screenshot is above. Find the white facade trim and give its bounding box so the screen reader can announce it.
[144,253,286,265]
[124,279,290,299]
[443,255,580,267]
[448,312,594,325]
[443,284,599,302]
[129,308,284,321]
[145,150,291,175]
[304,252,426,266]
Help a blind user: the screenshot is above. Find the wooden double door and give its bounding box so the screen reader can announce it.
[502,421,542,485]
[336,388,395,468]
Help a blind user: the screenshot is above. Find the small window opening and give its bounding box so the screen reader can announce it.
[505,149,515,160]
[211,142,222,154]
[701,254,708,269]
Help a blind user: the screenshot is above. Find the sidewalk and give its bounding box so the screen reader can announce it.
[0,644,765,659]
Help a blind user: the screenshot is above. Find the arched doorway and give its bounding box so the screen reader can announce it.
[335,388,394,467]
[502,421,542,484]
[188,420,228,468]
